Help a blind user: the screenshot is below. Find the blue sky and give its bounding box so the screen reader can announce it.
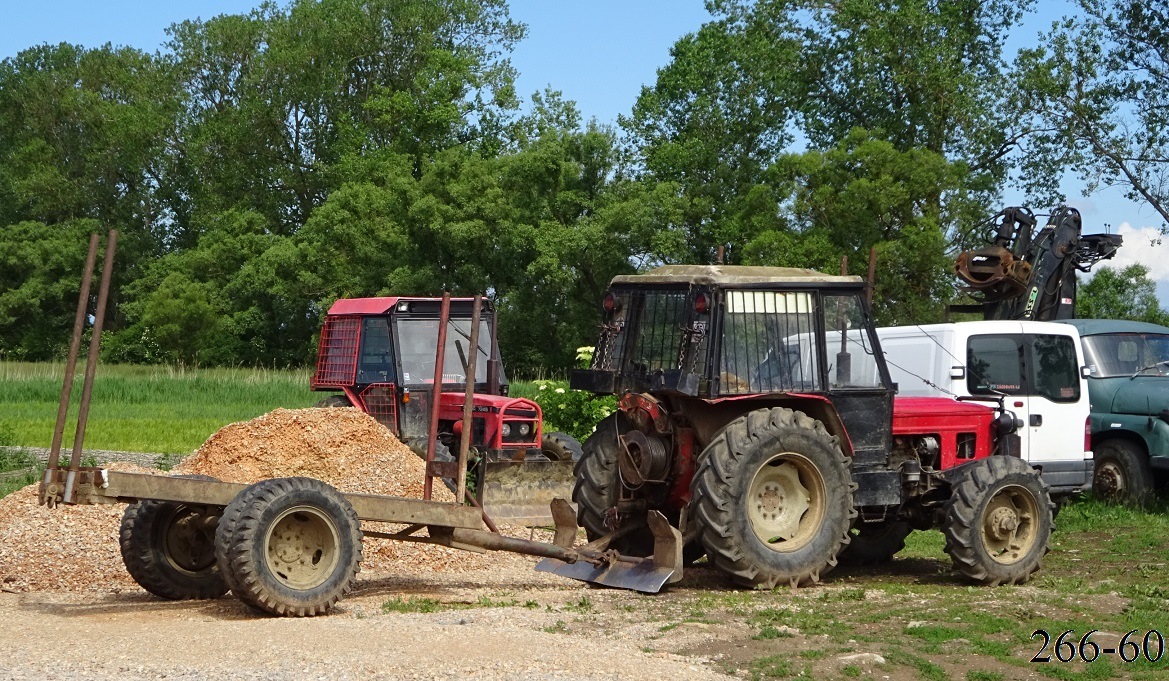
[2,0,1164,303]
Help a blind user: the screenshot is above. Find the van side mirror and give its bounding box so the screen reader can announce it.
[949,366,965,379]
[1081,365,1092,378]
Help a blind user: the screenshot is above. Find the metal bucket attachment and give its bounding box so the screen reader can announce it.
[535,510,683,593]
[479,459,576,526]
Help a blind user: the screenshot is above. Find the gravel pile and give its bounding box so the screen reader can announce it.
[0,408,543,594]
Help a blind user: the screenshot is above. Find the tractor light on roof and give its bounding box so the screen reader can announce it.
[397,301,410,312]
[694,292,710,314]
[602,292,619,313]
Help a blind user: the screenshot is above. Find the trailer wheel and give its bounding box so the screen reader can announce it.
[217,477,361,616]
[1093,439,1154,504]
[120,478,228,600]
[839,521,912,564]
[542,431,584,462]
[691,407,855,589]
[943,456,1053,586]
[314,395,352,408]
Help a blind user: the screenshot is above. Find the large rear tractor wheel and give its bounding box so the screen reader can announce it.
[120,477,228,600]
[1093,439,1154,504]
[216,477,362,616]
[573,412,654,554]
[542,431,584,462]
[839,520,912,565]
[943,456,1053,586]
[691,407,855,589]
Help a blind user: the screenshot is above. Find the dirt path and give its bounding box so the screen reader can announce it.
[0,569,734,681]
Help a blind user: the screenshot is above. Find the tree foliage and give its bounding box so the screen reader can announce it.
[1076,264,1169,325]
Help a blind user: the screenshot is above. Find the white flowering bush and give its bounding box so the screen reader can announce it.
[530,379,618,440]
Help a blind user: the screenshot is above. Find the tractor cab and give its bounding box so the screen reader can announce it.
[312,296,580,524]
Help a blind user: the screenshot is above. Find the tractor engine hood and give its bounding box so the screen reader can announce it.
[1109,379,1169,416]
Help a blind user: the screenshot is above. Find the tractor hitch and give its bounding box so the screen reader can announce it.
[535,509,684,593]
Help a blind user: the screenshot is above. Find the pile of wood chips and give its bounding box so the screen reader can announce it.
[0,408,538,594]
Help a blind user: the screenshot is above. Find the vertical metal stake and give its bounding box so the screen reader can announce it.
[423,293,451,501]
[45,233,100,481]
[456,296,482,505]
[63,230,117,504]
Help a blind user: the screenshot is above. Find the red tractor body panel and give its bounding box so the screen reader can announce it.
[436,393,544,450]
[892,396,996,470]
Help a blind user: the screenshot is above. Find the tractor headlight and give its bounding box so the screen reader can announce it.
[501,423,511,437]
[519,422,531,436]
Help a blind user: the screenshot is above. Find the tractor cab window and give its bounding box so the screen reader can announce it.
[822,294,884,389]
[357,317,394,384]
[720,290,821,394]
[1082,333,1169,377]
[397,317,493,386]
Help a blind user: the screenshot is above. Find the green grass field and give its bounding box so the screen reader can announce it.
[0,361,320,455]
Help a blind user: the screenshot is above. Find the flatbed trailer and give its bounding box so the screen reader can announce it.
[39,467,683,616]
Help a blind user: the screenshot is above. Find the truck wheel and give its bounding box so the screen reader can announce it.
[943,456,1053,586]
[542,431,584,462]
[120,478,228,600]
[217,477,362,617]
[314,395,352,408]
[1093,440,1154,504]
[691,407,855,589]
[839,521,912,564]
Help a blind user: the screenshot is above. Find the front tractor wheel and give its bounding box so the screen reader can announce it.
[691,408,855,589]
[314,395,352,408]
[943,456,1053,586]
[541,431,584,462]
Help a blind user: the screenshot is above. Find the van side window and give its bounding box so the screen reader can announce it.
[1030,334,1080,402]
[967,335,1024,395]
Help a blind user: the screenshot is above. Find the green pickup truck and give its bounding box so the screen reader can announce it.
[1058,319,1169,502]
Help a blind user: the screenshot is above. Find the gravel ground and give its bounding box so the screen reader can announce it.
[0,571,735,681]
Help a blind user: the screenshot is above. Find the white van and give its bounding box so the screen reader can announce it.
[859,321,1094,500]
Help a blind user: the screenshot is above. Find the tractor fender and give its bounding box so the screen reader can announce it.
[674,393,856,456]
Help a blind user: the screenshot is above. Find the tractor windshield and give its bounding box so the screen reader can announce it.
[396,317,494,386]
[720,291,822,394]
[1082,333,1169,378]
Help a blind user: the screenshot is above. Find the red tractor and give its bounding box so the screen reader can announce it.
[311,296,581,523]
[560,265,1054,588]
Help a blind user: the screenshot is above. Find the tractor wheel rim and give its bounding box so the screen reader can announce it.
[163,506,217,575]
[747,453,826,553]
[979,485,1039,565]
[264,506,341,590]
[1095,461,1124,498]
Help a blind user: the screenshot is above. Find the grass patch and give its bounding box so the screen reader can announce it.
[749,655,801,680]
[966,672,1003,681]
[886,649,949,681]
[381,598,451,614]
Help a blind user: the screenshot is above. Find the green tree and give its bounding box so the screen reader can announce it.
[1018,0,1169,230]
[1076,264,1169,324]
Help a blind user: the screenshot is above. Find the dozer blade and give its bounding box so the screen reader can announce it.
[534,510,683,593]
[479,459,576,526]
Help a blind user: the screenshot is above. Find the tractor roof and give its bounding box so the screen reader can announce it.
[327,296,478,315]
[610,265,862,286]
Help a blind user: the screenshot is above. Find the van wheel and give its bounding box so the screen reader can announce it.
[691,407,855,589]
[944,456,1053,586]
[1093,440,1154,504]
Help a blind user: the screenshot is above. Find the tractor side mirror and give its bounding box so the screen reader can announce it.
[949,366,965,379]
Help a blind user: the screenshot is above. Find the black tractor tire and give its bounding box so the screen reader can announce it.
[839,520,912,565]
[120,475,228,600]
[943,456,1053,586]
[314,395,353,408]
[215,477,362,617]
[690,407,855,589]
[542,431,584,462]
[1093,439,1154,504]
[215,481,264,596]
[572,412,657,555]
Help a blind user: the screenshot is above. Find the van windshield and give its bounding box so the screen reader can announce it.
[1082,333,1169,378]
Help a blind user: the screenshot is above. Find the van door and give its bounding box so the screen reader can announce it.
[965,332,1084,467]
[965,333,1031,462]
